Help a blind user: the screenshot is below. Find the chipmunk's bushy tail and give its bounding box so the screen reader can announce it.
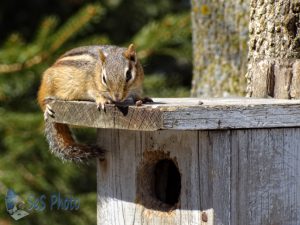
[38,79,104,163]
[44,120,105,163]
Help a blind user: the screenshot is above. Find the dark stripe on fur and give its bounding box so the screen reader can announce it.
[54,60,92,68]
[61,50,98,59]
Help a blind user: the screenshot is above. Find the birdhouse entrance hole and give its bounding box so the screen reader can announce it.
[154,159,181,205]
[137,151,181,211]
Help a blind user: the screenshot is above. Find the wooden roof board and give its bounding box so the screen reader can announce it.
[47,98,300,130]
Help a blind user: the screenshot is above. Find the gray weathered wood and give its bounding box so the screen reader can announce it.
[231,128,300,225]
[200,131,231,225]
[45,98,300,224]
[48,98,300,130]
[96,129,214,225]
[96,128,300,225]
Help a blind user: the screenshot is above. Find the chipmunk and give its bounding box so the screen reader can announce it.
[38,44,152,163]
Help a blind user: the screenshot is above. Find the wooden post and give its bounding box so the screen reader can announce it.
[49,98,300,225]
[246,0,300,98]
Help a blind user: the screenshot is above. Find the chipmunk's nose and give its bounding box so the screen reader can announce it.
[114,93,120,102]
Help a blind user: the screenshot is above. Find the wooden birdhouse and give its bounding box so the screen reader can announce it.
[48,98,300,225]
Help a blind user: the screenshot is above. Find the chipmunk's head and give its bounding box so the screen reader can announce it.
[99,44,143,103]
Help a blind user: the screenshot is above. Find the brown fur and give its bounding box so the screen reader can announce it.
[38,44,146,162]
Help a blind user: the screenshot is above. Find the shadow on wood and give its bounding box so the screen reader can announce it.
[47,98,300,225]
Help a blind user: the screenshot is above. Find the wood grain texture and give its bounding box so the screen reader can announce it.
[46,97,300,224]
[198,130,233,225]
[48,98,300,130]
[97,128,300,225]
[231,128,300,225]
[97,129,214,225]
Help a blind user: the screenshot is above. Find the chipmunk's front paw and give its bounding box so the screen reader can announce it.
[142,97,153,103]
[96,98,112,112]
[135,97,153,106]
[43,96,56,105]
[44,104,55,121]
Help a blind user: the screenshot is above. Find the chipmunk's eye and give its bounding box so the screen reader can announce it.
[102,74,107,85]
[126,70,132,82]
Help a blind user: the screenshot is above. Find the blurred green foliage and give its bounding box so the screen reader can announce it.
[0,1,191,224]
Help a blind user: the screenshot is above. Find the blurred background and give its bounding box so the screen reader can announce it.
[0,0,249,224]
[0,0,191,224]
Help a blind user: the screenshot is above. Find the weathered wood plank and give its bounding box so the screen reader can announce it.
[139,130,200,224]
[97,129,214,225]
[195,128,300,225]
[48,98,300,130]
[97,129,140,225]
[48,100,163,131]
[230,130,249,225]
[97,128,300,225]
[230,129,300,225]
[198,131,231,224]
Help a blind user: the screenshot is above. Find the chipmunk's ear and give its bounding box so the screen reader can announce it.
[99,49,107,63]
[124,43,136,63]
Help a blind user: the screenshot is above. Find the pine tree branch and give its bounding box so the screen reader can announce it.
[131,12,191,60]
[0,3,104,74]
